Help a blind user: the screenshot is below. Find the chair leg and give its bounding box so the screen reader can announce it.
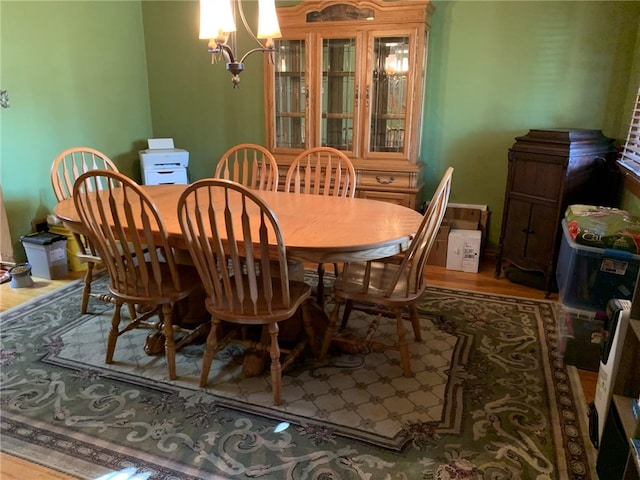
[409,304,422,341]
[268,322,282,406]
[316,263,325,308]
[105,303,122,364]
[161,304,177,380]
[340,300,353,330]
[127,303,138,320]
[320,301,341,360]
[300,301,318,357]
[80,262,95,314]
[395,308,412,377]
[199,317,220,387]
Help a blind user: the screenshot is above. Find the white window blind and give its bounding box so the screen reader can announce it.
[619,85,640,175]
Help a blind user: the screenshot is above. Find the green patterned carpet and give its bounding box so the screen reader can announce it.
[0,274,597,479]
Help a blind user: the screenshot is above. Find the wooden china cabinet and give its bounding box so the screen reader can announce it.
[263,0,433,208]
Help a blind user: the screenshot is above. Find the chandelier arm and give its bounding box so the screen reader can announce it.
[237,0,263,48]
[239,47,275,65]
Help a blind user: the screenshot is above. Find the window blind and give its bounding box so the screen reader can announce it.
[620,86,640,173]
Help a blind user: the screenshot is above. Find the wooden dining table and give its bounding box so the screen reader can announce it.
[54,183,425,361]
[53,184,424,266]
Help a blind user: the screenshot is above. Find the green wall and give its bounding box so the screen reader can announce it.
[1,1,152,262]
[142,0,640,248]
[421,1,640,224]
[141,0,268,182]
[2,0,640,263]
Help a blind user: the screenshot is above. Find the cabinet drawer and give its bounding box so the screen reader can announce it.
[357,170,416,190]
[357,189,414,208]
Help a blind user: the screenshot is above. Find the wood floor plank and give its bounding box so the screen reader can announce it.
[0,453,79,480]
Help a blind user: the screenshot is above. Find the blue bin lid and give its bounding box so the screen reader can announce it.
[20,231,67,245]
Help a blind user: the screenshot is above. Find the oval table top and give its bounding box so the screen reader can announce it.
[54,185,424,264]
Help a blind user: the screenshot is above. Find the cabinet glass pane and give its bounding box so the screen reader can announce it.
[274,40,306,149]
[321,38,356,151]
[370,36,410,153]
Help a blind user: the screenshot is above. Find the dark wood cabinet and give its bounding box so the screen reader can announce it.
[495,128,619,294]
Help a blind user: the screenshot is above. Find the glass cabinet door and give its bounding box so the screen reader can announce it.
[273,39,306,149]
[320,37,357,152]
[369,36,411,153]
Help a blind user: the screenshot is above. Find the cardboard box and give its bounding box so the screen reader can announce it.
[445,205,481,231]
[425,202,489,256]
[427,221,450,266]
[446,203,490,254]
[446,229,482,272]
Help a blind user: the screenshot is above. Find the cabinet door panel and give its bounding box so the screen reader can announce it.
[502,199,556,269]
[368,35,411,154]
[501,198,531,261]
[273,39,308,149]
[525,203,558,265]
[321,37,358,153]
[511,157,565,201]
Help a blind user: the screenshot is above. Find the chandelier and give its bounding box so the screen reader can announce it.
[199,0,281,88]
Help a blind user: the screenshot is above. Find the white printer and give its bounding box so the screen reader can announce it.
[139,138,189,185]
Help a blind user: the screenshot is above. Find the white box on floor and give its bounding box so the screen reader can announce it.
[446,229,481,273]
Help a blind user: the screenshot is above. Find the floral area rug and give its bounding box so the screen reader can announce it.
[0,274,597,479]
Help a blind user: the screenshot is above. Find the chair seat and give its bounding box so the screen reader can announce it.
[334,261,424,306]
[208,279,311,324]
[109,262,201,306]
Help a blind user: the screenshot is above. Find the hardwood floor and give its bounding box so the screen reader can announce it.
[0,259,598,479]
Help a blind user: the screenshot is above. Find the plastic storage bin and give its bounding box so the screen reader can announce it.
[556,220,639,311]
[20,232,68,280]
[556,302,606,372]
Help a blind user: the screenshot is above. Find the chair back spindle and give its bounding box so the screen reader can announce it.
[284,147,356,197]
[215,144,279,191]
[51,147,119,202]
